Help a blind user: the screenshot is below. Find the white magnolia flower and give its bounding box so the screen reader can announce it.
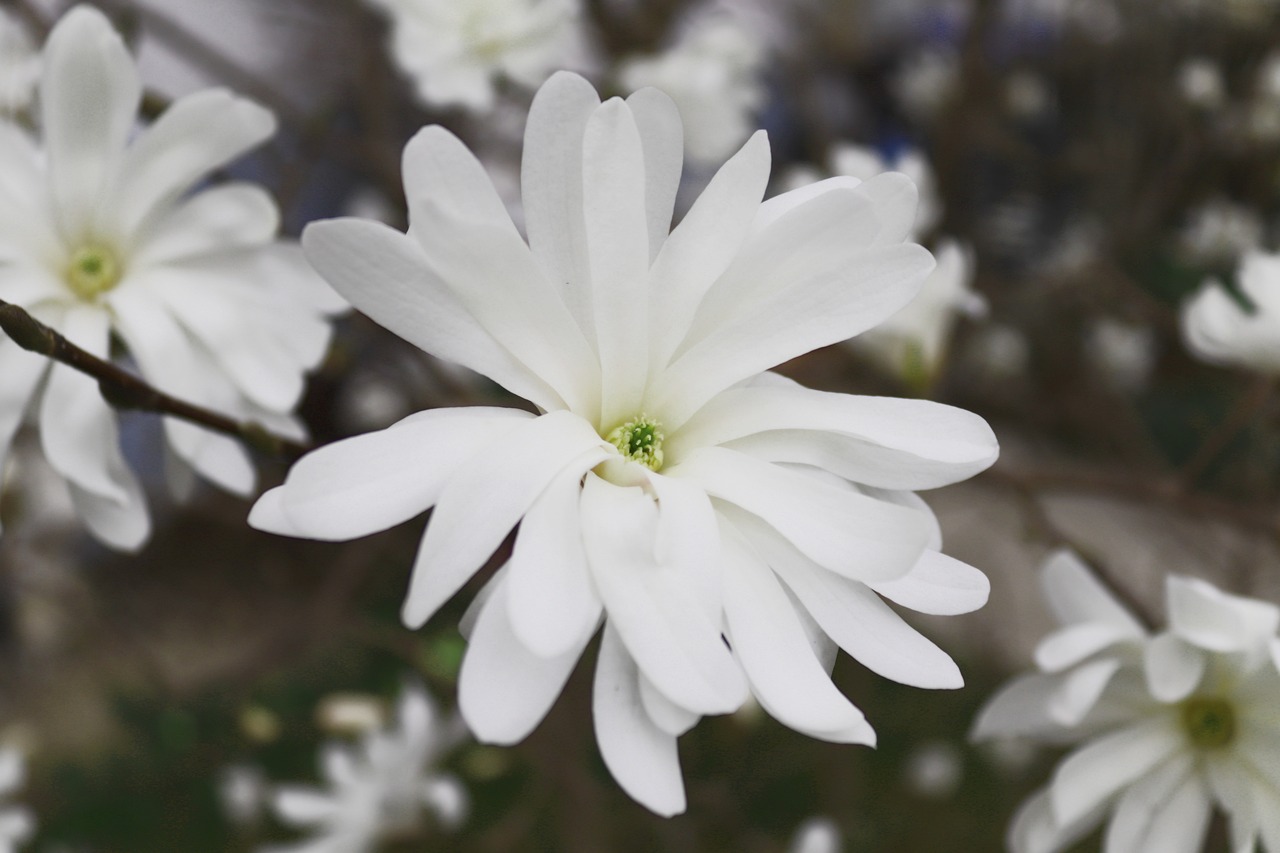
[974,550,1280,853]
[0,7,343,550]
[251,71,998,815]
[1181,251,1280,373]
[365,0,585,112]
[617,14,766,165]
[0,748,34,852]
[0,8,39,116]
[263,682,467,852]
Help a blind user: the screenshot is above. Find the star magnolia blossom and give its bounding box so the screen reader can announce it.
[0,7,343,549]
[973,550,1280,853]
[0,748,32,853]
[251,71,999,815]
[264,682,468,853]
[1181,251,1280,373]
[364,0,584,112]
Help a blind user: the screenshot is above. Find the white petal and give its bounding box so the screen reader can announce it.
[722,525,876,743]
[1180,279,1280,371]
[624,87,683,262]
[113,89,275,237]
[1035,623,1140,673]
[970,672,1065,741]
[648,130,771,372]
[581,474,747,715]
[302,218,563,411]
[521,71,599,335]
[1049,718,1182,827]
[1143,633,1206,702]
[132,183,279,266]
[458,572,593,745]
[592,623,686,817]
[669,384,998,490]
[638,672,699,737]
[0,339,50,519]
[40,6,141,241]
[403,125,517,235]
[647,471,721,620]
[1046,657,1122,727]
[674,447,928,584]
[401,412,607,627]
[1040,549,1146,635]
[870,550,990,616]
[1008,787,1105,853]
[268,407,532,541]
[1166,574,1280,653]
[506,464,603,658]
[272,787,339,825]
[1104,754,1205,853]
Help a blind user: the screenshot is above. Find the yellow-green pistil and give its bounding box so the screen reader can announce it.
[606,415,665,471]
[66,244,122,300]
[1181,696,1236,750]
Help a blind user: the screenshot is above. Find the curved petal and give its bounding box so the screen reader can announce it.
[970,672,1065,741]
[68,462,150,552]
[638,672,699,736]
[1167,575,1280,653]
[403,125,517,236]
[1035,623,1140,673]
[1142,633,1206,702]
[0,338,51,532]
[1049,718,1182,827]
[1047,657,1122,727]
[132,183,279,267]
[870,551,990,616]
[1040,550,1146,635]
[625,87,683,262]
[1180,279,1280,371]
[1008,787,1106,853]
[1104,754,1205,853]
[593,622,687,817]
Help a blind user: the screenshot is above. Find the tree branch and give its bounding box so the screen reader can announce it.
[0,300,310,461]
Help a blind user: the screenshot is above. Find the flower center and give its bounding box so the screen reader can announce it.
[605,415,665,471]
[1181,696,1236,750]
[66,244,122,300]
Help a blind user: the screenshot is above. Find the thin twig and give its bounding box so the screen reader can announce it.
[1178,376,1275,488]
[0,300,310,461]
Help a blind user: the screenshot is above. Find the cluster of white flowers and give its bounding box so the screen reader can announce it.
[0,7,343,549]
[262,682,468,852]
[251,70,999,814]
[974,550,1280,852]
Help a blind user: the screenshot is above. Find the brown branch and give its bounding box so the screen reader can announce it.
[0,300,310,461]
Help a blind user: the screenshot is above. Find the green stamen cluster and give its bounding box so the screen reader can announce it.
[606,416,665,471]
[1181,696,1236,750]
[66,244,122,300]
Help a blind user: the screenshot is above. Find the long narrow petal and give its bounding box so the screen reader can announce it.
[458,572,593,745]
[67,470,149,552]
[638,672,699,736]
[401,412,608,628]
[593,623,686,817]
[1104,754,1203,853]
[870,551,990,616]
[970,673,1065,741]
[403,125,518,236]
[302,218,563,411]
[132,183,279,267]
[674,447,928,584]
[1008,787,1106,853]
[1049,718,1182,827]
[40,6,141,241]
[1046,657,1122,727]
[624,88,683,262]
[1040,550,1146,634]
[1166,575,1280,653]
[581,474,747,715]
[1142,633,1205,702]
[1035,623,1140,673]
[0,339,51,533]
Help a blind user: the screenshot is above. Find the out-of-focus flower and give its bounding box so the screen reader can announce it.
[0,748,34,852]
[1178,199,1264,264]
[1178,58,1226,110]
[1086,318,1157,392]
[219,764,267,827]
[0,9,39,116]
[903,739,964,799]
[365,0,586,112]
[892,49,960,123]
[252,71,998,815]
[0,7,344,549]
[1181,251,1280,373]
[967,323,1031,380]
[316,693,388,736]
[1005,70,1053,121]
[788,816,842,853]
[1249,52,1280,140]
[263,682,468,852]
[974,549,1280,853]
[617,13,766,164]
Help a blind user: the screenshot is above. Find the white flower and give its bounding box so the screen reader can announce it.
[973,550,1280,853]
[892,49,961,123]
[1181,251,1280,373]
[1086,318,1157,392]
[0,8,39,116]
[0,748,34,852]
[1179,199,1264,263]
[617,13,766,165]
[788,816,842,853]
[251,71,998,815]
[263,682,468,852]
[1178,58,1225,110]
[0,7,344,550]
[364,0,585,112]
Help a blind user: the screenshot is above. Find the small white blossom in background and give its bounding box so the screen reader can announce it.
[1178,57,1226,110]
[364,0,587,113]
[1178,198,1264,264]
[262,682,468,852]
[252,70,998,815]
[0,748,34,852]
[788,816,843,853]
[0,8,39,116]
[219,764,268,827]
[1004,70,1054,121]
[1181,251,1280,373]
[0,7,344,550]
[617,12,766,165]
[892,49,961,123]
[1086,318,1157,393]
[902,739,963,799]
[1249,52,1280,140]
[315,693,388,737]
[973,549,1280,853]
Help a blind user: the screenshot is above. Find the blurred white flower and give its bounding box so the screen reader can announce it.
[618,13,766,165]
[316,694,388,736]
[892,49,960,123]
[1181,251,1280,373]
[788,816,842,853]
[264,682,468,852]
[903,739,963,799]
[366,0,586,112]
[968,323,1031,380]
[1178,58,1225,110]
[974,550,1280,853]
[0,8,39,116]
[0,748,34,852]
[1005,70,1053,121]
[0,7,344,549]
[1179,199,1264,264]
[1086,318,1157,392]
[219,763,267,826]
[251,71,998,815]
